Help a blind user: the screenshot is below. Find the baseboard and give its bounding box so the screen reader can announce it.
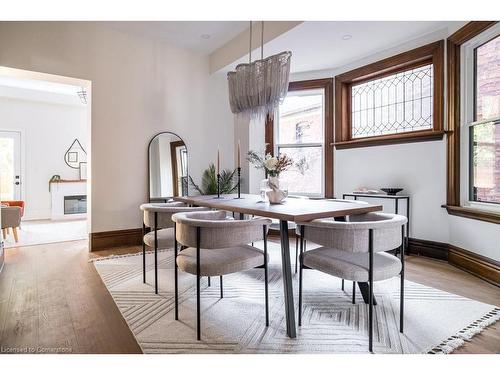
[407,237,449,261]
[408,237,499,287]
[448,245,500,287]
[89,228,142,252]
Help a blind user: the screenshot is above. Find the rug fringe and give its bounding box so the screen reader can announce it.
[89,248,172,263]
[427,307,500,354]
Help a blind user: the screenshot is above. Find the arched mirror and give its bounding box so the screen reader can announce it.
[148,132,188,202]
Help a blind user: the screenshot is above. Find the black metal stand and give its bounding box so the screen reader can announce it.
[343,193,410,252]
[235,167,242,199]
[216,173,221,199]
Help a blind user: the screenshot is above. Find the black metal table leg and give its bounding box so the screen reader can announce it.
[220,275,223,298]
[279,220,297,338]
[357,282,378,306]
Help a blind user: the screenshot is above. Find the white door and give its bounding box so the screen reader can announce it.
[0,131,22,201]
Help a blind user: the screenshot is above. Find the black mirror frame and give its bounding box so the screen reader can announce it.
[147,131,188,203]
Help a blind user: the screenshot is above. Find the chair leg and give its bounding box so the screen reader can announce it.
[196,227,201,341]
[154,212,158,295]
[208,277,211,287]
[1,228,6,240]
[368,229,374,353]
[352,281,356,304]
[341,279,344,291]
[174,224,179,321]
[400,225,405,333]
[220,275,223,299]
[295,234,299,274]
[12,227,18,242]
[263,225,269,327]
[142,223,146,284]
[298,225,305,326]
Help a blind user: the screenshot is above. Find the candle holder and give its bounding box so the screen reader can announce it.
[216,173,221,199]
[234,167,243,199]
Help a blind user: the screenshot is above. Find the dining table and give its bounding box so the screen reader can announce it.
[173,193,383,338]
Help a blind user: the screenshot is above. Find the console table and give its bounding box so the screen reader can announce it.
[343,192,410,247]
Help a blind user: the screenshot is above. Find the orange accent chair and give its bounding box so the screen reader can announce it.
[1,200,25,217]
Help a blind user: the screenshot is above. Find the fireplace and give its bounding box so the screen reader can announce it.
[64,195,87,215]
[50,180,87,220]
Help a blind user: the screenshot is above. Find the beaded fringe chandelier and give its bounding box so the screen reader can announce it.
[227,21,292,120]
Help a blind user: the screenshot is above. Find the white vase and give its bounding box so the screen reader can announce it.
[266,176,288,204]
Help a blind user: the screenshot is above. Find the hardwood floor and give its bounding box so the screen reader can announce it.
[0,239,499,354]
[0,241,141,354]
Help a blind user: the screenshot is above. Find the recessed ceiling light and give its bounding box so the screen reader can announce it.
[201,34,211,40]
[342,34,352,40]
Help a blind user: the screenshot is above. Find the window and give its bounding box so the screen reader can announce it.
[351,63,433,138]
[445,21,500,225]
[462,26,500,207]
[266,79,333,197]
[335,41,444,148]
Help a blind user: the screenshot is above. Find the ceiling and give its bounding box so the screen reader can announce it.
[0,75,85,106]
[102,21,249,54]
[222,21,465,73]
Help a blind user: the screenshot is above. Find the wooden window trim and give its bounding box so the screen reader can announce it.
[170,140,185,197]
[265,78,334,198]
[445,21,500,224]
[334,40,445,149]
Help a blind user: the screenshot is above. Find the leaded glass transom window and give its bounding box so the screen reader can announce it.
[351,63,434,138]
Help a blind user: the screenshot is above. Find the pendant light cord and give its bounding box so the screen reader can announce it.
[249,21,252,63]
[261,21,264,60]
[249,21,264,63]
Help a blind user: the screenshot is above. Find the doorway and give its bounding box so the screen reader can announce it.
[0,67,91,248]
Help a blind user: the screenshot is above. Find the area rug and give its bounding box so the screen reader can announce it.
[92,242,499,354]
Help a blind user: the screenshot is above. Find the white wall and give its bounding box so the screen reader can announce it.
[0,22,235,233]
[0,94,88,220]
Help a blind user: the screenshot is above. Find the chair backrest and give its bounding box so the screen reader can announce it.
[173,210,272,249]
[298,212,407,253]
[140,202,209,229]
[1,206,22,228]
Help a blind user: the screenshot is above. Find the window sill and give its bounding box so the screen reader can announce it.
[334,130,445,149]
[443,205,500,225]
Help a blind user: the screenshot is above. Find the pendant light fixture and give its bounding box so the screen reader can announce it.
[227,21,292,119]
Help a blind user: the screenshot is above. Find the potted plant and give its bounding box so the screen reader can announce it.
[189,163,238,195]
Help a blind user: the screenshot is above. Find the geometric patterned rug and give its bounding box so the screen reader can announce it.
[92,241,500,354]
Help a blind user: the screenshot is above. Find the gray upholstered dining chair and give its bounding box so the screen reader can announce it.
[140,202,210,294]
[1,205,21,243]
[297,212,407,353]
[294,198,369,277]
[172,210,272,341]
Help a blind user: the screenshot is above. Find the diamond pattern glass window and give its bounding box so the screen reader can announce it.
[351,64,434,138]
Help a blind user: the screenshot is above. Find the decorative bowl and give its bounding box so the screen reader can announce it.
[380,188,404,196]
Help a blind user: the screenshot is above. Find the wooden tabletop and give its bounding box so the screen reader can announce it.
[173,194,382,222]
